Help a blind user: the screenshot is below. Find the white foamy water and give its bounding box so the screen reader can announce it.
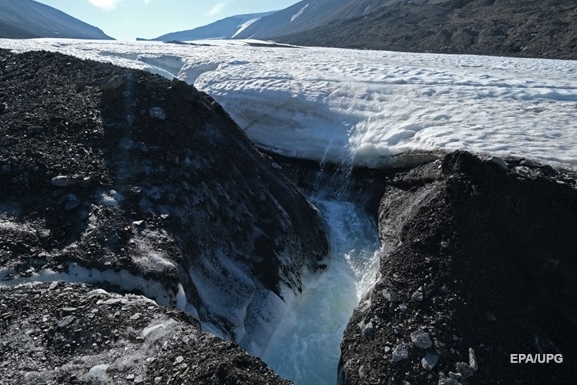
[262,194,381,385]
[1,38,576,169]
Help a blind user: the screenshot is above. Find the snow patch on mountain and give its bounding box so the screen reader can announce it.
[232,17,263,38]
[291,4,309,23]
[151,12,275,41]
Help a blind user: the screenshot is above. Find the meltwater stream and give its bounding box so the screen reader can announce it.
[262,192,382,385]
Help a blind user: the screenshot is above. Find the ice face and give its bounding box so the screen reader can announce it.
[2,38,575,169]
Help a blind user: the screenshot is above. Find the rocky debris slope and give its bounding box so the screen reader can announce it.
[0,46,328,363]
[279,0,577,60]
[232,0,388,41]
[339,151,577,384]
[0,282,291,385]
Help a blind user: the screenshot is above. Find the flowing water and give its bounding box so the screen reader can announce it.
[262,191,382,385]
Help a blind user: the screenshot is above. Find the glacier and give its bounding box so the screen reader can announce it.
[1,38,576,385]
[1,38,576,169]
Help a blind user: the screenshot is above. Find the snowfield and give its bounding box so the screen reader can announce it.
[2,38,576,169]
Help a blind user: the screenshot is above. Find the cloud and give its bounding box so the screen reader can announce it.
[207,0,234,16]
[88,0,149,11]
[88,0,124,11]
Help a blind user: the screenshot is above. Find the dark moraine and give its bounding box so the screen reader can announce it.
[339,151,577,385]
[0,47,329,383]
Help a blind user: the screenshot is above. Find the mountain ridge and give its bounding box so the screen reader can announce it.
[149,12,275,41]
[155,0,577,60]
[0,0,112,40]
[276,0,577,60]
[232,0,391,40]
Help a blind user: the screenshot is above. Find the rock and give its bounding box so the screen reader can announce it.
[149,106,166,120]
[515,165,538,180]
[438,374,461,385]
[27,125,44,134]
[0,102,6,114]
[455,362,475,379]
[411,287,424,302]
[421,353,440,371]
[51,175,79,187]
[64,197,81,211]
[57,315,76,328]
[410,329,432,350]
[486,155,510,171]
[392,343,410,363]
[448,372,462,381]
[469,348,479,372]
[362,321,375,338]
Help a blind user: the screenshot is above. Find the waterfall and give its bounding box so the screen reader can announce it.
[261,190,381,385]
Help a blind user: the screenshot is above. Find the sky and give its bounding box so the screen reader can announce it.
[34,0,301,41]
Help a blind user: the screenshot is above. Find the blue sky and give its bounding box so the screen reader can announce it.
[34,0,300,40]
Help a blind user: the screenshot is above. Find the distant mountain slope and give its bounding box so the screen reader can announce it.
[0,0,112,39]
[233,0,394,40]
[151,12,274,41]
[277,0,577,60]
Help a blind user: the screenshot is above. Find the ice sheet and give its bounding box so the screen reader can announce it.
[2,38,575,169]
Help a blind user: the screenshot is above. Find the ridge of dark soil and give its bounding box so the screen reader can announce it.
[339,151,577,384]
[0,47,333,383]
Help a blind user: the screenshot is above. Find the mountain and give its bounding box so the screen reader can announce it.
[154,0,576,59]
[232,0,392,40]
[151,12,274,41]
[277,0,577,60]
[0,0,112,39]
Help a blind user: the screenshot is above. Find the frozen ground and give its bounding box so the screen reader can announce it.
[1,38,576,169]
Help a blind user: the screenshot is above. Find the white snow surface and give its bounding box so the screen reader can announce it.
[291,4,309,23]
[2,38,576,169]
